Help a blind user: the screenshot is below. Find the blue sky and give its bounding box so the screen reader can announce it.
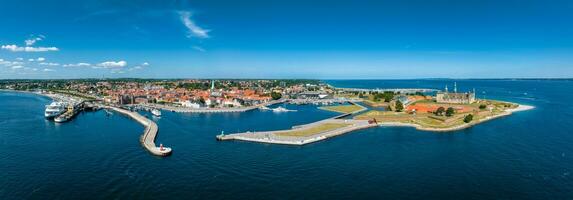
[0,0,572,79]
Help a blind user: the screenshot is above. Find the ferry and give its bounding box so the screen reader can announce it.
[44,102,66,118]
[151,109,162,117]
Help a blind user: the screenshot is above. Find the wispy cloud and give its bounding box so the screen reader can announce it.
[63,63,91,67]
[39,62,60,66]
[1,45,59,52]
[42,68,55,72]
[25,35,45,46]
[179,11,210,39]
[192,46,206,52]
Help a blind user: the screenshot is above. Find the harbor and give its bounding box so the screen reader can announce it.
[217,101,372,145]
[137,99,288,113]
[39,91,171,156]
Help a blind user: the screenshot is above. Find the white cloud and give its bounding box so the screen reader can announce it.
[179,11,210,39]
[142,62,149,66]
[25,35,45,46]
[1,60,24,67]
[39,62,60,66]
[43,68,55,72]
[11,65,23,69]
[16,57,23,61]
[28,58,34,62]
[37,57,45,62]
[1,44,59,52]
[96,60,127,68]
[63,63,91,67]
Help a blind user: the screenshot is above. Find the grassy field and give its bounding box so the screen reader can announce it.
[276,123,352,137]
[319,104,364,113]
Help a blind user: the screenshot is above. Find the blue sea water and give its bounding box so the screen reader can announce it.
[1,79,572,199]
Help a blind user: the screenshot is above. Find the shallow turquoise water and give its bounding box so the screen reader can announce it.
[1,79,572,199]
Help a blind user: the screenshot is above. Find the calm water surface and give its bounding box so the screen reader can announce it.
[1,79,572,199]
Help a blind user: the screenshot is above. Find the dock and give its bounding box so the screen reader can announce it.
[108,106,172,156]
[54,101,84,123]
[139,99,287,113]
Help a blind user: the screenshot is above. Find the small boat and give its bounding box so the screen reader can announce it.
[259,106,271,110]
[272,106,297,112]
[151,109,162,117]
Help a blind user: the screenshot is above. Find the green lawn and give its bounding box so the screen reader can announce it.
[276,123,352,137]
[319,104,364,113]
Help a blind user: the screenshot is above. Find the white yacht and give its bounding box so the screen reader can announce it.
[44,102,66,118]
[151,109,162,117]
[272,106,297,112]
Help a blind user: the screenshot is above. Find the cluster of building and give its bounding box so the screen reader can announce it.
[107,81,275,108]
[0,79,326,109]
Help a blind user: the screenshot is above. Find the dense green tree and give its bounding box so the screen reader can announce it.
[271,92,282,100]
[446,107,455,117]
[395,100,404,112]
[464,114,474,123]
[479,104,487,109]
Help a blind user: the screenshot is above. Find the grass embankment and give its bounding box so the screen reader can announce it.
[276,123,352,137]
[355,99,520,129]
[319,104,363,113]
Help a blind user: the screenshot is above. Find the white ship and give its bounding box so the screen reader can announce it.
[272,106,297,112]
[44,102,66,118]
[151,109,162,117]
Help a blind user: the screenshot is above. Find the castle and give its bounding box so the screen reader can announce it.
[435,82,476,104]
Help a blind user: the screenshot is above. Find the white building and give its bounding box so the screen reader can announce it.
[181,100,201,108]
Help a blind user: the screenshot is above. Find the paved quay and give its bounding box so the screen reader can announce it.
[217,118,377,145]
[107,106,172,156]
[141,99,287,113]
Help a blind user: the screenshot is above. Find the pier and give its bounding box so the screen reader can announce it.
[108,106,172,156]
[217,100,372,145]
[216,118,377,145]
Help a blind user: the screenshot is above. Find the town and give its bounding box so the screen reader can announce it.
[0,79,325,110]
[1,79,532,147]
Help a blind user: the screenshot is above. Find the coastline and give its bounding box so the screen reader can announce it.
[141,99,286,113]
[219,104,535,145]
[378,104,535,132]
[0,89,54,100]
